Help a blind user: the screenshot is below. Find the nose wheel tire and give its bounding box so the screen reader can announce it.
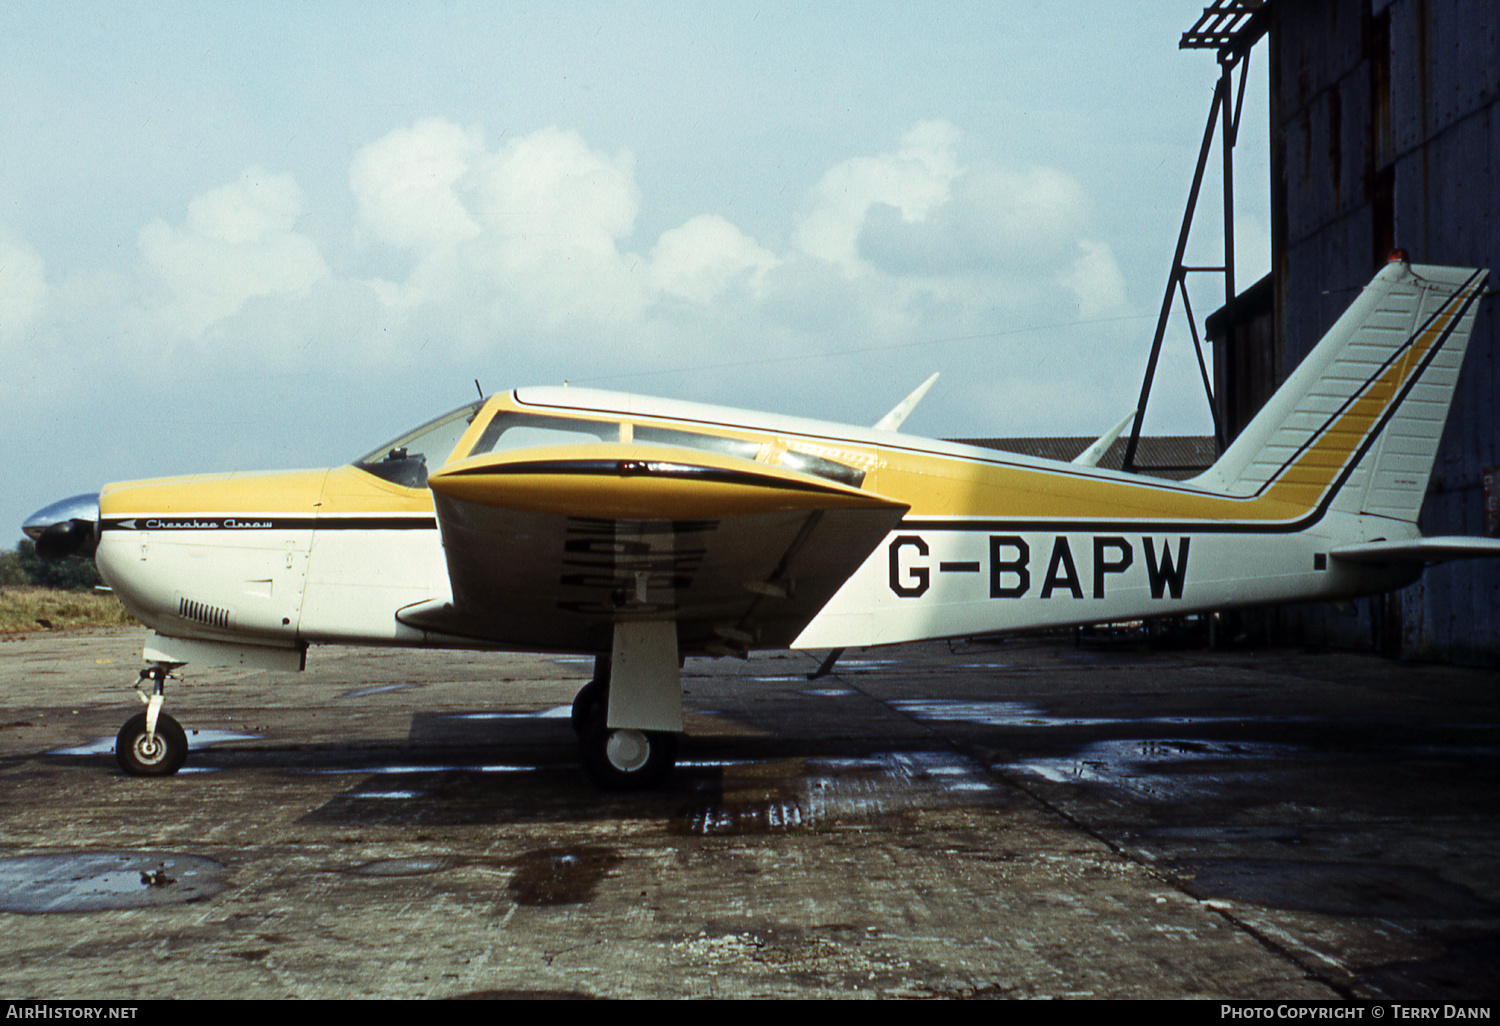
[116,711,188,777]
[579,713,677,791]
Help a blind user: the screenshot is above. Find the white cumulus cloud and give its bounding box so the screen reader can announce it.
[793,120,963,274]
[137,168,329,339]
[648,214,778,304]
[0,227,47,342]
[470,127,639,260]
[350,117,483,252]
[349,123,650,330]
[1059,239,1128,318]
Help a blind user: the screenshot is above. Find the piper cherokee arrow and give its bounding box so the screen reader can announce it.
[23,256,1497,788]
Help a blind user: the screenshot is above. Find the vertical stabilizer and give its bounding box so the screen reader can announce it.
[1191,259,1488,525]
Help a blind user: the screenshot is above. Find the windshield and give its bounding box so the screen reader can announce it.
[354,400,485,488]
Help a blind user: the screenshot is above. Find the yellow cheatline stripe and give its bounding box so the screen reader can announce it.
[96,280,1479,530]
[880,279,1482,524]
[874,457,1306,523]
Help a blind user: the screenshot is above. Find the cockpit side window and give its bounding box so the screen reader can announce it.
[467,412,618,456]
[775,448,867,489]
[354,400,485,489]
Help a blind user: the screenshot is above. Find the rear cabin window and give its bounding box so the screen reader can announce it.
[634,425,865,488]
[632,425,761,462]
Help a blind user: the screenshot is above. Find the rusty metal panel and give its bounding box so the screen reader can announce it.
[1390,0,1499,153]
[1387,0,1423,156]
[1485,468,1500,537]
[1428,0,1495,137]
[1273,0,1366,112]
[1264,0,1498,665]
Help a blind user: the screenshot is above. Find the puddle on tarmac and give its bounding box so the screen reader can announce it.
[446,708,571,721]
[1004,738,1302,803]
[49,729,261,758]
[507,847,619,906]
[347,855,463,877]
[889,699,1500,805]
[677,751,998,836]
[889,698,1309,730]
[303,763,538,776]
[0,851,229,913]
[340,683,418,698]
[1172,859,1500,919]
[892,699,1057,726]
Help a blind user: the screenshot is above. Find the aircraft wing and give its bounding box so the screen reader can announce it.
[398,443,908,654]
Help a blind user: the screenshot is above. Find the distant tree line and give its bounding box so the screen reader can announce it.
[0,541,103,591]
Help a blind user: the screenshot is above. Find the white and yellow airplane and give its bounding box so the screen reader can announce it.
[23,256,1497,788]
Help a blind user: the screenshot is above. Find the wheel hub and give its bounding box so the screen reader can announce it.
[604,729,650,772]
[134,736,165,763]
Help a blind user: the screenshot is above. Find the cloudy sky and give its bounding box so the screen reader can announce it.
[2,2,1270,541]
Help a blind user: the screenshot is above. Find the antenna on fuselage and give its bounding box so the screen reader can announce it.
[474,379,485,401]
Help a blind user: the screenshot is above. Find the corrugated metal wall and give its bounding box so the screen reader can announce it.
[1258,0,1498,663]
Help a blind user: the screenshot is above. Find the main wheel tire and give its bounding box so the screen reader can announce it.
[115,712,188,777]
[579,713,677,791]
[570,678,605,736]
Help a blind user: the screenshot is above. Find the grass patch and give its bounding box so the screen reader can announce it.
[0,586,138,633]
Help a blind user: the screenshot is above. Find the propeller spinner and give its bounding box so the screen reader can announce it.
[22,492,101,560]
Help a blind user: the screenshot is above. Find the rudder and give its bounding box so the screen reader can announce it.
[1192,257,1488,525]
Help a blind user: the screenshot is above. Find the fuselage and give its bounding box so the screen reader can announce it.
[93,385,1418,659]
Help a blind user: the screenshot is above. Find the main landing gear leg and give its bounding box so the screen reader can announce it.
[573,624,681,790]
[115,664,189,777]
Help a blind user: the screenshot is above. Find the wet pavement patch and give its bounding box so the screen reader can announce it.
[298,763,673,826]
[0,851,229,913]
[674,751,1000,836]
[1171,859,1500,919]
[339,683,419,698]
[408,709,572,746]
[347,855,464,877]
[1143,825,1310,848]
[49,728,260,757]
[506,847,618,906]
[1355,933,1500,1001]
[447,989,597,1000]
[670,923,915,986]
[1004,737,1302,803]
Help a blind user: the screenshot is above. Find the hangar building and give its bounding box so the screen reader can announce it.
[1188,0,1498,664]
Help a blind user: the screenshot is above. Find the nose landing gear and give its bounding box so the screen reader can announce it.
[115,665,188,777]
